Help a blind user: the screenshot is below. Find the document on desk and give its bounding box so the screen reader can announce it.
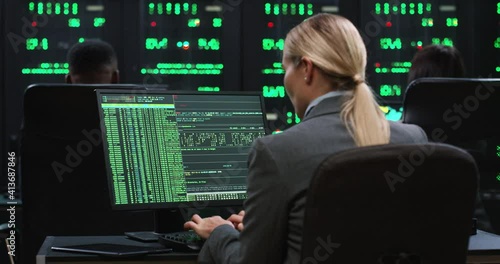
[51,243,172,257]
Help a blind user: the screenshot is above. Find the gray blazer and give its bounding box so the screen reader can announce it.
[199,95,428,264]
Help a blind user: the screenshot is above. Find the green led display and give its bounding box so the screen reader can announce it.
[446,18,458,27]
[198,87,220,92]
[262,62,284,74]
[142,69,222,75]
[374,63,411,74]
[496,173,500,182]
[94,17,106,27]
[283,112,300,125]
[496,67,500,72]
[79,37,85,43]
[263,86,285,98]
[175,3,180,15]
[68,18,80,27]
[192,3,197,15]
[375,2,430,15]
[213,18,222,27]
[198,38,220,50]
[263,39,284,51]
[146,38,168,50]
[22,62,69,75]
[26,38,48,51]
[496,145,500,158]
[410,41,424,47]
[63,3,69,15]
[421,18,433,27]
[46,2,52,14]
[380,106,403,121]
[262,69,285,74]
[55,3,61,14]
[286,111,293,124]
[141,63,223,75]
[380,85,402,96]
[391,62,412,67]
[380,38,402,49]
[431,38,453,46]
[495,38,500,49]
[265,3,313,16]
[30,2,77,15]
[149,3,197,15]
[158,3,163,14]
[149,3,154,14]
[188,18,200,27]
[157,63,223,69]
[375,68,409,74]
[497,2,500,14]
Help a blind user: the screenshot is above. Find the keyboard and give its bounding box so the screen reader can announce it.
[158,231,203,252]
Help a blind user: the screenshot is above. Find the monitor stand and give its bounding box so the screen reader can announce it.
[154,208,189,233]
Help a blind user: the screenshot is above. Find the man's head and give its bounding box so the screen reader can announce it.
[66,40,119,84]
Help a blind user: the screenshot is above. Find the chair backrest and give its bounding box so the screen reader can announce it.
[20,84,154,264]
[301,143,478,264]
[402,77,500,224]
[402,78,500,143]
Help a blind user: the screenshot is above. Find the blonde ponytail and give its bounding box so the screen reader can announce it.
[341,81,390,146]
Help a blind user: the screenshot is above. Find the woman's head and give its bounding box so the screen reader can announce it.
[408,45,465,84]
[283,14,367,115]
[283,14,389,146]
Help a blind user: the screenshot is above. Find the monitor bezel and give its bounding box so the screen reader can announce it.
[96,89,269,210]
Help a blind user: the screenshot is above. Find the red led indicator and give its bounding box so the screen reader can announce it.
[375,62,381,68]
[385,21,392,27]
[150,21,157,27]
[32,21,37,27]
[417,45,423,50]
[267,22,274,28]
[182,45,189,50]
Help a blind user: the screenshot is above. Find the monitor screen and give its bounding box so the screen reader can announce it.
[96,90,268,209]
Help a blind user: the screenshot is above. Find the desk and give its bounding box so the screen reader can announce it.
[468,230,500,264]
[36,236,197,264]
[37,231,500,264]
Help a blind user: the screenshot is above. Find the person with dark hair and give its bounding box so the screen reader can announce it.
[408,44,465,84]
[65,39,119,84]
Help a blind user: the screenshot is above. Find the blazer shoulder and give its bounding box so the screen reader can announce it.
[389,121,428,143]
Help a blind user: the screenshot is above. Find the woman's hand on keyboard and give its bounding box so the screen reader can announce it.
[227,210,245,231]
[184,214,233,239]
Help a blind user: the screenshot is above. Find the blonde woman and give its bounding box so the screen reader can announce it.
[185,14,428,263]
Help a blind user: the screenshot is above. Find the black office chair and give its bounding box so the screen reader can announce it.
[20,84,155,264]
[403,78,500,233]
[403,78,500,144]
[301,143,478,263]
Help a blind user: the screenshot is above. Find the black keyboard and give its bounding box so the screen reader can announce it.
[158,231,203,252]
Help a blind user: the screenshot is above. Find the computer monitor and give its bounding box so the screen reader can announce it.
[96,89,268,231]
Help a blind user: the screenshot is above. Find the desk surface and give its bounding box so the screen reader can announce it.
[37,236,197,263]
[469,230,500,254]
[37,231,500,263]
